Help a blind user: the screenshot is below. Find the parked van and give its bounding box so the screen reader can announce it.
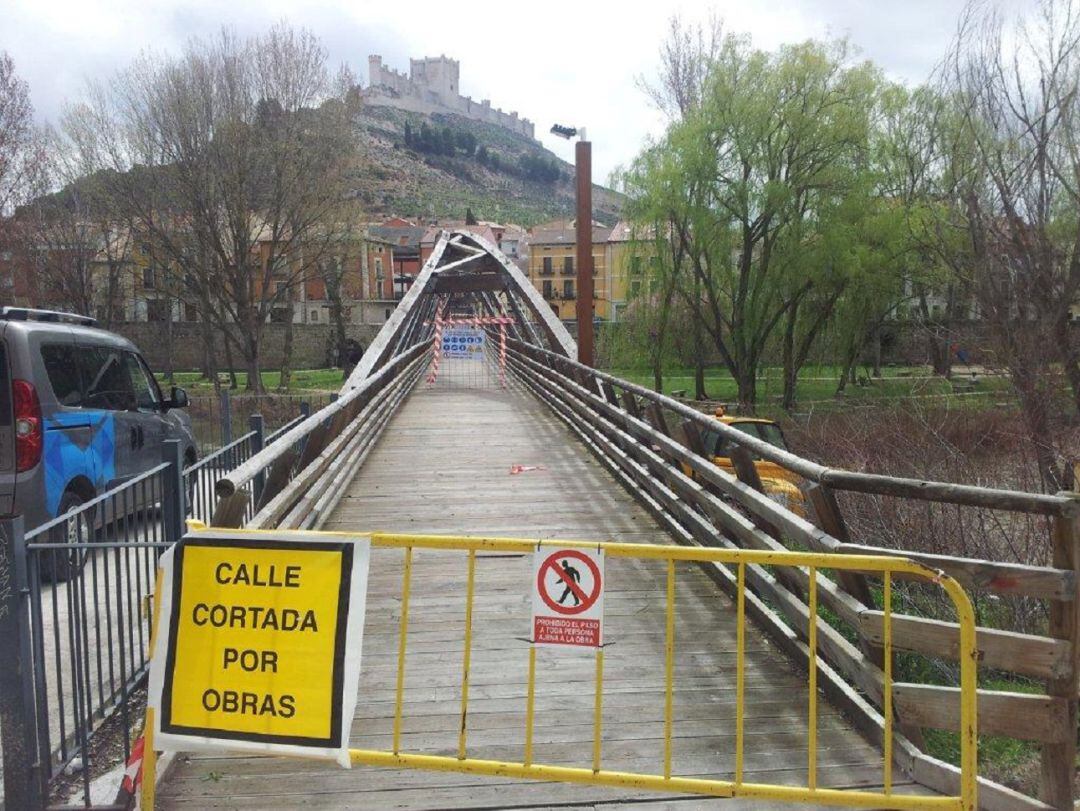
[0,308,197,575]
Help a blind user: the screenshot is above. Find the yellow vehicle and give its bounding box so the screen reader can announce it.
[694,407,807,516]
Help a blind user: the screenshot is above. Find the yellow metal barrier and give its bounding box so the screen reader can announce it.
[145,530,979,810]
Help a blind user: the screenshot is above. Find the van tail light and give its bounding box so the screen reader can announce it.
[13,379,42,472]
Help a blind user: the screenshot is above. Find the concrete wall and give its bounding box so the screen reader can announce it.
[114,321,383,372]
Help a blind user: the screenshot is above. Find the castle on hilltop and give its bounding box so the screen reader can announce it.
[365,55,536,140]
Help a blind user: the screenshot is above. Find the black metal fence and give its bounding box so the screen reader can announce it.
[0,400,319,809]
[183,411,308,527]
[187,390,334,452]
[0,442,183,809]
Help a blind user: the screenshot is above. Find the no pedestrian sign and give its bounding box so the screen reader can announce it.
[148,529,370,767]
[532,547,604,649]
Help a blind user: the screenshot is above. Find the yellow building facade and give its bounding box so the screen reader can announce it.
[527,220,651,323]
[527,221,610,321]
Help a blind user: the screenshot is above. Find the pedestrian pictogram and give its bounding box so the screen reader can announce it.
[532,547,604,648]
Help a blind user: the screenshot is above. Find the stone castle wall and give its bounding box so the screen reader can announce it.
[366,55,535,140]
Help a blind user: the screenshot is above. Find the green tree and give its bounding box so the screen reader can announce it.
[626,34,880,411]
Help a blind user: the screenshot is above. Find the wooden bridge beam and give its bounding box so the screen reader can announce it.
[1042,498,1080,809]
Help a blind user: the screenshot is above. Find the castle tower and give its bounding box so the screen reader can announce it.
[368,55,384,86]
[409,55,459,105]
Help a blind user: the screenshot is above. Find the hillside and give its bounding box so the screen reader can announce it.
[353,105,625,226]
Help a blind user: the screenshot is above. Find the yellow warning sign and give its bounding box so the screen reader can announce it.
[151,531,370,761]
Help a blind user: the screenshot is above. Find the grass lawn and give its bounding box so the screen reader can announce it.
[158,368,345,393]
[608,364,1014,411]
[159,363,1014,410]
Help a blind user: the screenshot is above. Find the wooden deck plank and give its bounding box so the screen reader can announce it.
[159,383,920,809]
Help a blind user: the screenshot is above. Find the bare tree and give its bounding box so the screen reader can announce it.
[63,24,361,392]
[942,0,1080,491]
[637,13,725,120]
[634,14,725,396]
[0,52,35,220]
[14,129,134,321]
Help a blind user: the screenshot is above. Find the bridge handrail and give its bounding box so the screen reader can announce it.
[503,338,1077,809]
[508,338,1079,518]
[214,341,429,499]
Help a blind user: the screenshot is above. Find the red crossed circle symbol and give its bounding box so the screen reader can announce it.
[537,550,602,615]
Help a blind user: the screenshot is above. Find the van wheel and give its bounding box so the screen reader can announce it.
[40,492,93,583]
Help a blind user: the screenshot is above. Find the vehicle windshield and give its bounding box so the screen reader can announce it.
[755,422,789,451]
[709,421,789,459]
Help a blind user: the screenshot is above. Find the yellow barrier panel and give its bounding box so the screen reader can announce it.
[144,528,979,811]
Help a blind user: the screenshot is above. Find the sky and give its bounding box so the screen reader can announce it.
[3,0,976,183]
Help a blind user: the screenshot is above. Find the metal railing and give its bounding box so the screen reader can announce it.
[502,338,1080,810]
[141,531,979,811]
[0,441,186,809]
[209,342,430,530]
[183,412,307,526]
[187,389,335,452]
[0,407,308,808]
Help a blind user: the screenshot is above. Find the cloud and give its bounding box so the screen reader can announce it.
[4,0,976,183]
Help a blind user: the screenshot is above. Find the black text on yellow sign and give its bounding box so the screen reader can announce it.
[160,538,355,748]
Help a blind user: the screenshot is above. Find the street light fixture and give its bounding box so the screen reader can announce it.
[551,122,594,366]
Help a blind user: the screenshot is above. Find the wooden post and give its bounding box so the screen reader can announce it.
[295,420,331,474]
[211,488,251,529]
[1042,489,1080,809]
[804,485,878,618]
[680,419,707,458]
[728,445,765,493]
[804,483,927,749]
[256,447,298,512]
[619,390,641,420]
[599,380,620,408]
[645,403,671,439]
[575,139,594,366]
[729,445,803,600]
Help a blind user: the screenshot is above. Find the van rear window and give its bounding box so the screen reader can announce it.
[42,344,83,406]
[0,342,9,426]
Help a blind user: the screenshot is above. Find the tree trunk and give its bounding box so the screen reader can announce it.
[164,297,174,383]
[1013,365,1065,492]
[917,288,953,379]
[1054,317,1080,418]
[692,275,707,399]
[279,288,295,391]
[245,343,262,394]
[223,332,238,390]
[781,304,797,412]
[326,272,348,369]
[652,354,663,394]
[928,330,950,376]
[871,327,882,378]
[200,317,220,393]
[736,368,756,414]
[836,343,859,395]
[240,306,263,393]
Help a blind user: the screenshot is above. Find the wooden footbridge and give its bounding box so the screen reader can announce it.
[156,231,1079,810]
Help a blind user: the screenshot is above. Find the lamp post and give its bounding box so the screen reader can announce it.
[551,124,594,366]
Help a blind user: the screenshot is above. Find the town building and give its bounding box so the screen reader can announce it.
[523,220,654,324]
[368,219,426,298]
[526,220,612,321]
[418,220,530,273]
